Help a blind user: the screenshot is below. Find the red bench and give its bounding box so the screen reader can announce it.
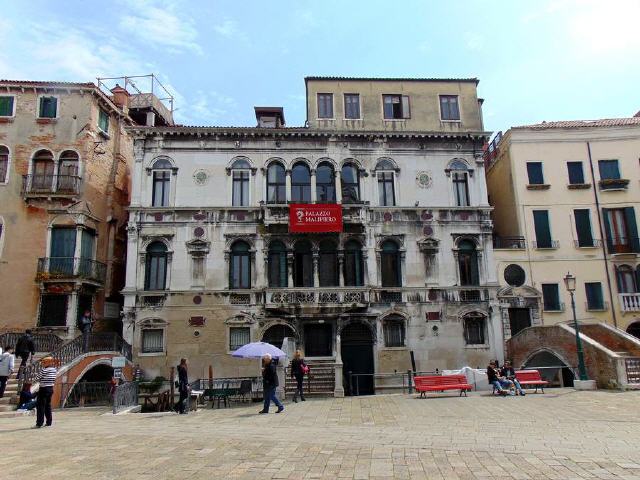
[414,374,473,398]
[515,370,549,393]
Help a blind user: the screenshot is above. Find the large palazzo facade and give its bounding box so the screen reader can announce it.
[123,77,503,394]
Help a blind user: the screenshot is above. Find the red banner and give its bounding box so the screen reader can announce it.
[289,204,343,233]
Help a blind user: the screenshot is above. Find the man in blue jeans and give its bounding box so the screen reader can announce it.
[487,360,515,396]
[259,354,284,414]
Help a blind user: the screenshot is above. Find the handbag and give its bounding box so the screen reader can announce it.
[302,364,309,375]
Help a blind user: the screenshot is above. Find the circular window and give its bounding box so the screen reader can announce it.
[504,264,526,287]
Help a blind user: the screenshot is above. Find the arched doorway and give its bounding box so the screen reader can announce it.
[262,324,295,349]
[341,322,374,395]
[627,322,640,340]
[523,350,574,387]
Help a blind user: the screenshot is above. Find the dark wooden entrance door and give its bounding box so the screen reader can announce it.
[304,323,333,357]
[508,308,531,337]
[341,322,374,395]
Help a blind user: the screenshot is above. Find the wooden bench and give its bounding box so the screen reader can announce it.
[414,374,473,398]
[515,370,549,393]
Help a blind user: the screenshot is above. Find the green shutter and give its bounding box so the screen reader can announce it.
[0,96,13,116]
[533,210,551,248]
[574,210,593,247]
[602,208,614,254]
[624,207,640,252]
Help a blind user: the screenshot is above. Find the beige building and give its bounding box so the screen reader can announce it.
[486,116,640,343]
[123,76,503,394]
[0,76,172,338]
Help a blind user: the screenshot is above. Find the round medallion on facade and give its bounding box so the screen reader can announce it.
[193,169,209,186]
[193,213,206,221]
[416,171,432,189]
[421,210,433,221]
[383,212,393,222]
[193,295,202,305]
[154,213,163,222]
[194,227,205,238]
[504,264,526,287]
[458,211,470,221]
[423,225,434,237]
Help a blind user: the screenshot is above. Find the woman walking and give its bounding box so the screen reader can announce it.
[290,350,307,403]
[35,357,57,428]
[176,358,189,414]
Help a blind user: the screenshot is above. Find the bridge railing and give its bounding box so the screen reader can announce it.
[113,381,139,413]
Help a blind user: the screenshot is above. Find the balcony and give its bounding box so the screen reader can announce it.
[574,239,602,248]
[493,236,526,249]
[265,287,369,313]
[607,238,640,255]
[22,175,81,198]
[620,293,640,312]
[585,301,609,312]
[262,204,289,226]
[599,178,629,191]
[36,257,106,285]
[532,240,560,249]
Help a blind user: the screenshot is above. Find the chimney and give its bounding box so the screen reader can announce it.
[110,84,130,111]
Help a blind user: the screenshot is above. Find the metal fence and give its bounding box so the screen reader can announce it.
[61,381,112,408]
[347,370,439,396]
[0,331,63,352]
[113,381,139,413]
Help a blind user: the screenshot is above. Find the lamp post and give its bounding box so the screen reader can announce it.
[563,272,589,381]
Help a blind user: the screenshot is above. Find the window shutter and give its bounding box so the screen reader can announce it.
[624,207,640,252]
[602,208,614,254]
[574,210,593,247]
[401,96,411,119]
[533,211,551,247]
[635,267,640,294]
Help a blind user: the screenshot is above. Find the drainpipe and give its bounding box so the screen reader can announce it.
[586,141,618,328]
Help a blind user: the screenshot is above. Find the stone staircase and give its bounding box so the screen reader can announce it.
[285,359,336,397]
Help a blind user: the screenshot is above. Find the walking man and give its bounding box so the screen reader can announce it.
[15,330,35,379]
[35,356,57,428]
[259,353,284,414]
[0,346,15,398]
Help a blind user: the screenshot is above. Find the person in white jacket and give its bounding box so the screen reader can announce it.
[0,346,15,398]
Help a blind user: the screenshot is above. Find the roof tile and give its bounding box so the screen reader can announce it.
[513,117,640,130]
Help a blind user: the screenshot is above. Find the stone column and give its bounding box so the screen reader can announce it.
[335,170,342,203]
[66,290,79,337]
[338,253,345,287]
[285,169,292,203]
[287,252,294,288]
[312,251,319,288]
[310,169,317,203]
[475,155,490,207]
[334,330,345,397]
[131,140,145,207]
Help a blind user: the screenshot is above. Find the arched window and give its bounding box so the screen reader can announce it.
[318,239,338,287]
[375,159,396,206]
[229,241,251,289]
[449,160,470,207]
[291,162,311,202]
[152,158,172,207]
[463,313,486,345]
[31,149,54,191]
[341,163,360,204]
[616,265,638,293]
[266,162,286,204]
[383,315,405,347]
[262,324,295,349]
[458,240,479,286]
[344,240,364,286]
[57,150,79,192]
[293,240,313,287]
[231,159,250,206]
[316,162,335,202]
[380,240,401,287]
[145,242,168,290]
[0,145,8,183]
[268,241,287,287]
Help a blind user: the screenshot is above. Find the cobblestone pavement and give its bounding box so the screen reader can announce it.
[2,389,640,479]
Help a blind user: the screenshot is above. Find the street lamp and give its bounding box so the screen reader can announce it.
[563,272,588,381]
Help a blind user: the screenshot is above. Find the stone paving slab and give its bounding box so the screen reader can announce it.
[1,389,640,479]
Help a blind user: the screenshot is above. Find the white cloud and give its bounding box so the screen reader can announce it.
[213,19,238,38]
[171,89,237,126]
[119,0,202,54]
[465,32,484,52]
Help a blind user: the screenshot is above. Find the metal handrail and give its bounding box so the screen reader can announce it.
[36,257,106,283]
[0,332,62,352]
[22,174,81,195]
[61,381,112,408]
[113,381,139,413]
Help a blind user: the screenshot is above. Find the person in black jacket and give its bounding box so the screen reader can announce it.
[15,330,35,379]
[487,360,514,396]
[175,358,189,414]
[290,350,307,403]
[501,360,525,396]
[259,354,284,414]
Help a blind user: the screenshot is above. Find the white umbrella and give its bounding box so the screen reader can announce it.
[231,342,287,359]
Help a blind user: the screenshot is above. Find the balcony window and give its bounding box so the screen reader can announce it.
[541,283,561,311]
[383,316,405,347]
[463,314,486,345]
[58,150,79,193]
[344,240,364,287]
[603,207,640,254]
[141,329,164,354]
[318,239,338,287]
[231,159,251,206]
[533,210,554,248]
[151,158,172,207]
[344,94,360,119]
[585,282,605,310]
[380,240,401,287]
[439,95,460,121]
[458,240,479,286]
[229,327,250,352]
[376,158,397,206]
[49,227,76,276]
[340,163,360,203]
[266,162,286,204]
[526,162,544,185]
[599,160,620,180]
[31,149,55,191]
[574,209,594,247]
[38,96,57,118]
[567,162,585,184]
[267,241,287,288]
[317,93,333,119]
[316,162,335,203]
[145,242,168,290]
[383,94,410,119]
[291,162,311,203]
[616,265,638,293]
[229,241,251,289]
[293,240,313,287]
[0,145,8,183]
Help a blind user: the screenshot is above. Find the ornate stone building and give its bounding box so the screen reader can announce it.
[123,77,503,394]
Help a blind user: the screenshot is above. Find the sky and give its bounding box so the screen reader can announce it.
[2,0,639,134]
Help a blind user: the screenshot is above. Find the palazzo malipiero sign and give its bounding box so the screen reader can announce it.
[289,204,343,233]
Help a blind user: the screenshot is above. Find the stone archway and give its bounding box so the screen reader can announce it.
[262,323,296,349]
[627,322,640,340]
[522,349,575,387]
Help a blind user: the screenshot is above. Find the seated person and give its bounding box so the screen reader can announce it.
[501,360,525,396]
[487,361,515,395]
[17,382,37,410]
